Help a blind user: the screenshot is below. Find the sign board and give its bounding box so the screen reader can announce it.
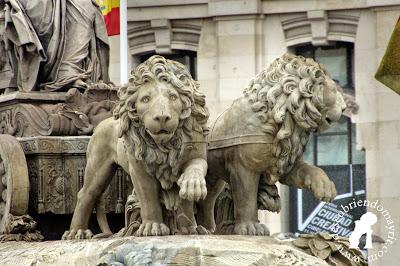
[302,202,353,237]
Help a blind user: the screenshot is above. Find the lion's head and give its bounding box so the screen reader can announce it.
[114,55,209,189]
[244,53,346,175]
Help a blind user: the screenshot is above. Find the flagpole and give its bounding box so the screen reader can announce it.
[120,0,128,85]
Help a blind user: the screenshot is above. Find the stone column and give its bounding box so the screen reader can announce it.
[214,16,262,115]
[109,35,121,84]
[198,0,263,119]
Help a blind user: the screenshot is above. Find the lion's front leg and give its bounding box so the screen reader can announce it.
[281,160,337,202]
[130,164,170,236]
[176,158,209,235]
[178,158,207,201]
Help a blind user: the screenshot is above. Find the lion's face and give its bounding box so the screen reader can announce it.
[316,78,346,133]
[136,79,183,144]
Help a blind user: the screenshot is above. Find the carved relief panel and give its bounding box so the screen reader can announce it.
[21,137,131,215]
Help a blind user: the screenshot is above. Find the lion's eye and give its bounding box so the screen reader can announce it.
[179,75,186,82]
[169,94,178,101]
[141,96,150,103]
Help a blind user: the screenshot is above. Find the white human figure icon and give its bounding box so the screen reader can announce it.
[349,212,378,249]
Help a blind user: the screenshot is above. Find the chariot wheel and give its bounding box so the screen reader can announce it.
[0,135,29,233]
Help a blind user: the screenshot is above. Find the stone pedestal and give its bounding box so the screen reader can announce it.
[0,235,328,266]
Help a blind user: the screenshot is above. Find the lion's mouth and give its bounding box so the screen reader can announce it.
[316,117,333,133]
[146,128,174,144]
[325,117,332,125]
[146,128,172,136]
[157,129,170,135]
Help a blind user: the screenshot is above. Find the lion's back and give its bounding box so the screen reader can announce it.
[86,117,119,160]
[93,117,119,138]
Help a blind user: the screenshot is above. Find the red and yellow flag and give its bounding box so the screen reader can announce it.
[96,0,120,36]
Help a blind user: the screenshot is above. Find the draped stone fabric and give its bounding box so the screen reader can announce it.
[2,0,110,92]
[0,6,16,90]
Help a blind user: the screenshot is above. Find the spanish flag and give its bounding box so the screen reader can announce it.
[375,18,400,95]
[96,0,120,36]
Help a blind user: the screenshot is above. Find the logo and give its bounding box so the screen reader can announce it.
[349,212,377,249]
[331,199,396,263]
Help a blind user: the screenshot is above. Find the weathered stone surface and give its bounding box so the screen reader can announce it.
[18,136,131,215]
[1,0,109,92]
[64,56,210,240]
[0,236,328,266]
[203,53,345,236]
[0,135,130,241]
[0,87,117,138]
[292,233,367,266]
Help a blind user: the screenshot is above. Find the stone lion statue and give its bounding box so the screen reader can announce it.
[196,53,346,235]
[63,55,209,239]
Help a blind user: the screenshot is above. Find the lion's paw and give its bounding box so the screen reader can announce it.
[178,168,207,201]
[233,222,270,236]
[304,172,337,202]
[135,222,170,237]
[62,229,94,240]
[179,225,210,235]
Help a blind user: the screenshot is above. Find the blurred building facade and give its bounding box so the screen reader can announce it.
[109,1,400,264]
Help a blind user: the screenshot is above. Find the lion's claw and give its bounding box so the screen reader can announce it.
[62,229,93,240]
[233,222,269,236]
[178,168,207,201]
[135,222,170,237]
[305,171,337,202]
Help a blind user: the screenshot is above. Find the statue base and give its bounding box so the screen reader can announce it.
[0,235,329,265]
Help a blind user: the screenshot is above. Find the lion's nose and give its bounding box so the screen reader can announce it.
[153,113,171,124]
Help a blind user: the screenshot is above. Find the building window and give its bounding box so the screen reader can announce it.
[289,42,366,238]
[304,117,365,167]
[295,42,353,90]
[139,50,197,79]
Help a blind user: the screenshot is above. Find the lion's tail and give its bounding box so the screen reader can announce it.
[215,175,281,234]
[257,174,281,213]
[215,174,281,225]
[94,194,113,238]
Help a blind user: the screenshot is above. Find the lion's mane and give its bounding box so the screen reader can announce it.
[243,53,331,175]
[113,55,209,189]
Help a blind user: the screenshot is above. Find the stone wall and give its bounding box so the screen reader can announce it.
[353,7,400,266]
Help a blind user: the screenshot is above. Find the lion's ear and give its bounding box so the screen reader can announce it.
[179,108,191,120]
